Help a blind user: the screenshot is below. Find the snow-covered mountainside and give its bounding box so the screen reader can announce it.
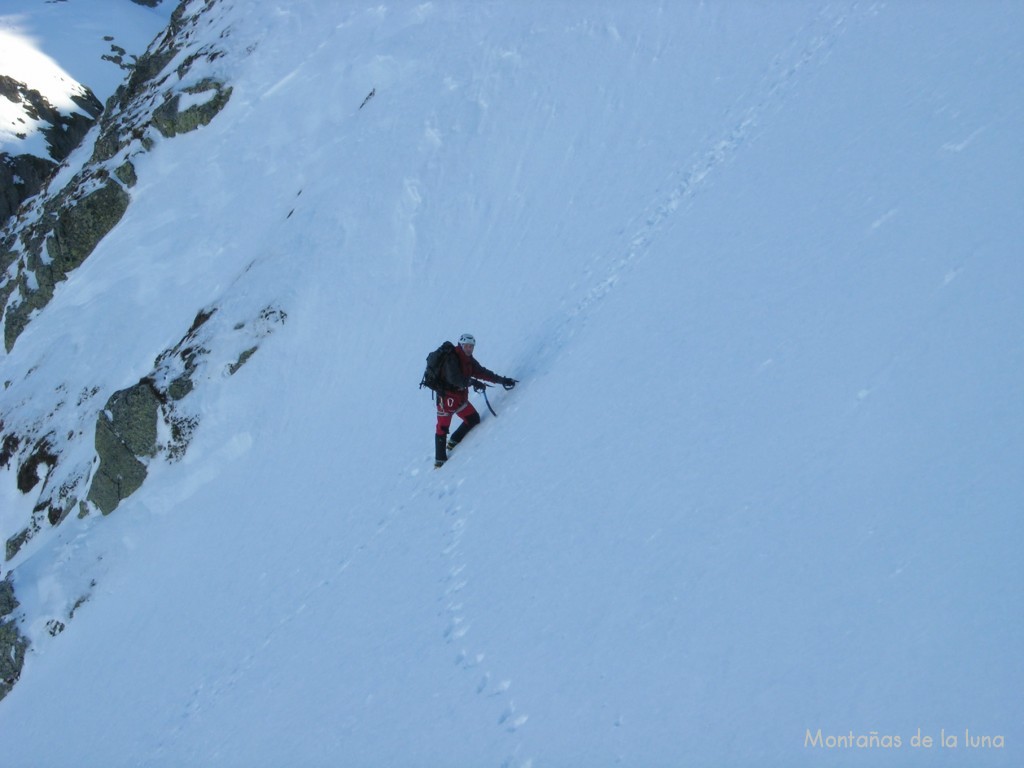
[1,1,1022,765]
[0,0,170,223]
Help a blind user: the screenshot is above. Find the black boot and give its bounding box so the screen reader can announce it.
[448,412,481,450]
[434,433,448,468]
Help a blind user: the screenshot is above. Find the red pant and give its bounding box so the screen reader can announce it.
[436,393,478,435]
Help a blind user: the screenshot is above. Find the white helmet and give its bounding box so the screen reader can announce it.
[459,333,476,347]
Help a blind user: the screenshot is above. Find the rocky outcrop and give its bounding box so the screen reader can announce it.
[1,0,235,353]
[0,75,105,227]
[1,154,57,228]
[88,380,161,515]
[2,295,286,560]
[46,181,132,273]
[152,78,233,138]
[3,180,131,351]
[1,0,251,555]
[85,303,287,516]
[0,0,265,704]
[0,576,28,701]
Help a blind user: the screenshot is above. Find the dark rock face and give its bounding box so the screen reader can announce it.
[0,578,16,616]
[15,438,57,494]
[0,577,28,702]
[1,0,243,547]
[0,0,255,703]
[46,181,132,274]
[3,180,131,352]
[152,79,233,138]
[1,154,56,226]
[0,76,104,160]
[88,380,161,515]
[1,0,235,352]
[84,303,287,515]
[0,74,105,226]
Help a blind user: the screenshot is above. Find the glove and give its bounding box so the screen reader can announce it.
[471,379,488,393]
[501,377,517,390]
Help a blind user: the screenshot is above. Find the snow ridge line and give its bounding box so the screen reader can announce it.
[525,4,864,373]
[437,488,532,768]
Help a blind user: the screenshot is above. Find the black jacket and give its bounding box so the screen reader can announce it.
[443,345,500,392]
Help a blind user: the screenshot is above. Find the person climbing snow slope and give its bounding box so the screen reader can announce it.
[428,333,516,468]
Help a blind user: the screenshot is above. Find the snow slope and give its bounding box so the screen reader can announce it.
[2,1,1023,766]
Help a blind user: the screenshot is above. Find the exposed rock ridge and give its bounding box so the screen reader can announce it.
[0,0,251,701]
[0,75,104,225]
[1,0,235,353]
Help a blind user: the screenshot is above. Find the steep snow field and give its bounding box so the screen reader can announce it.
[2,1,1022,766]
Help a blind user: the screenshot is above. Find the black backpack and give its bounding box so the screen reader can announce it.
[420,341,456,394]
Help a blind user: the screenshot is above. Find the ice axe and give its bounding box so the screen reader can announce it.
[471,379,499,417]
